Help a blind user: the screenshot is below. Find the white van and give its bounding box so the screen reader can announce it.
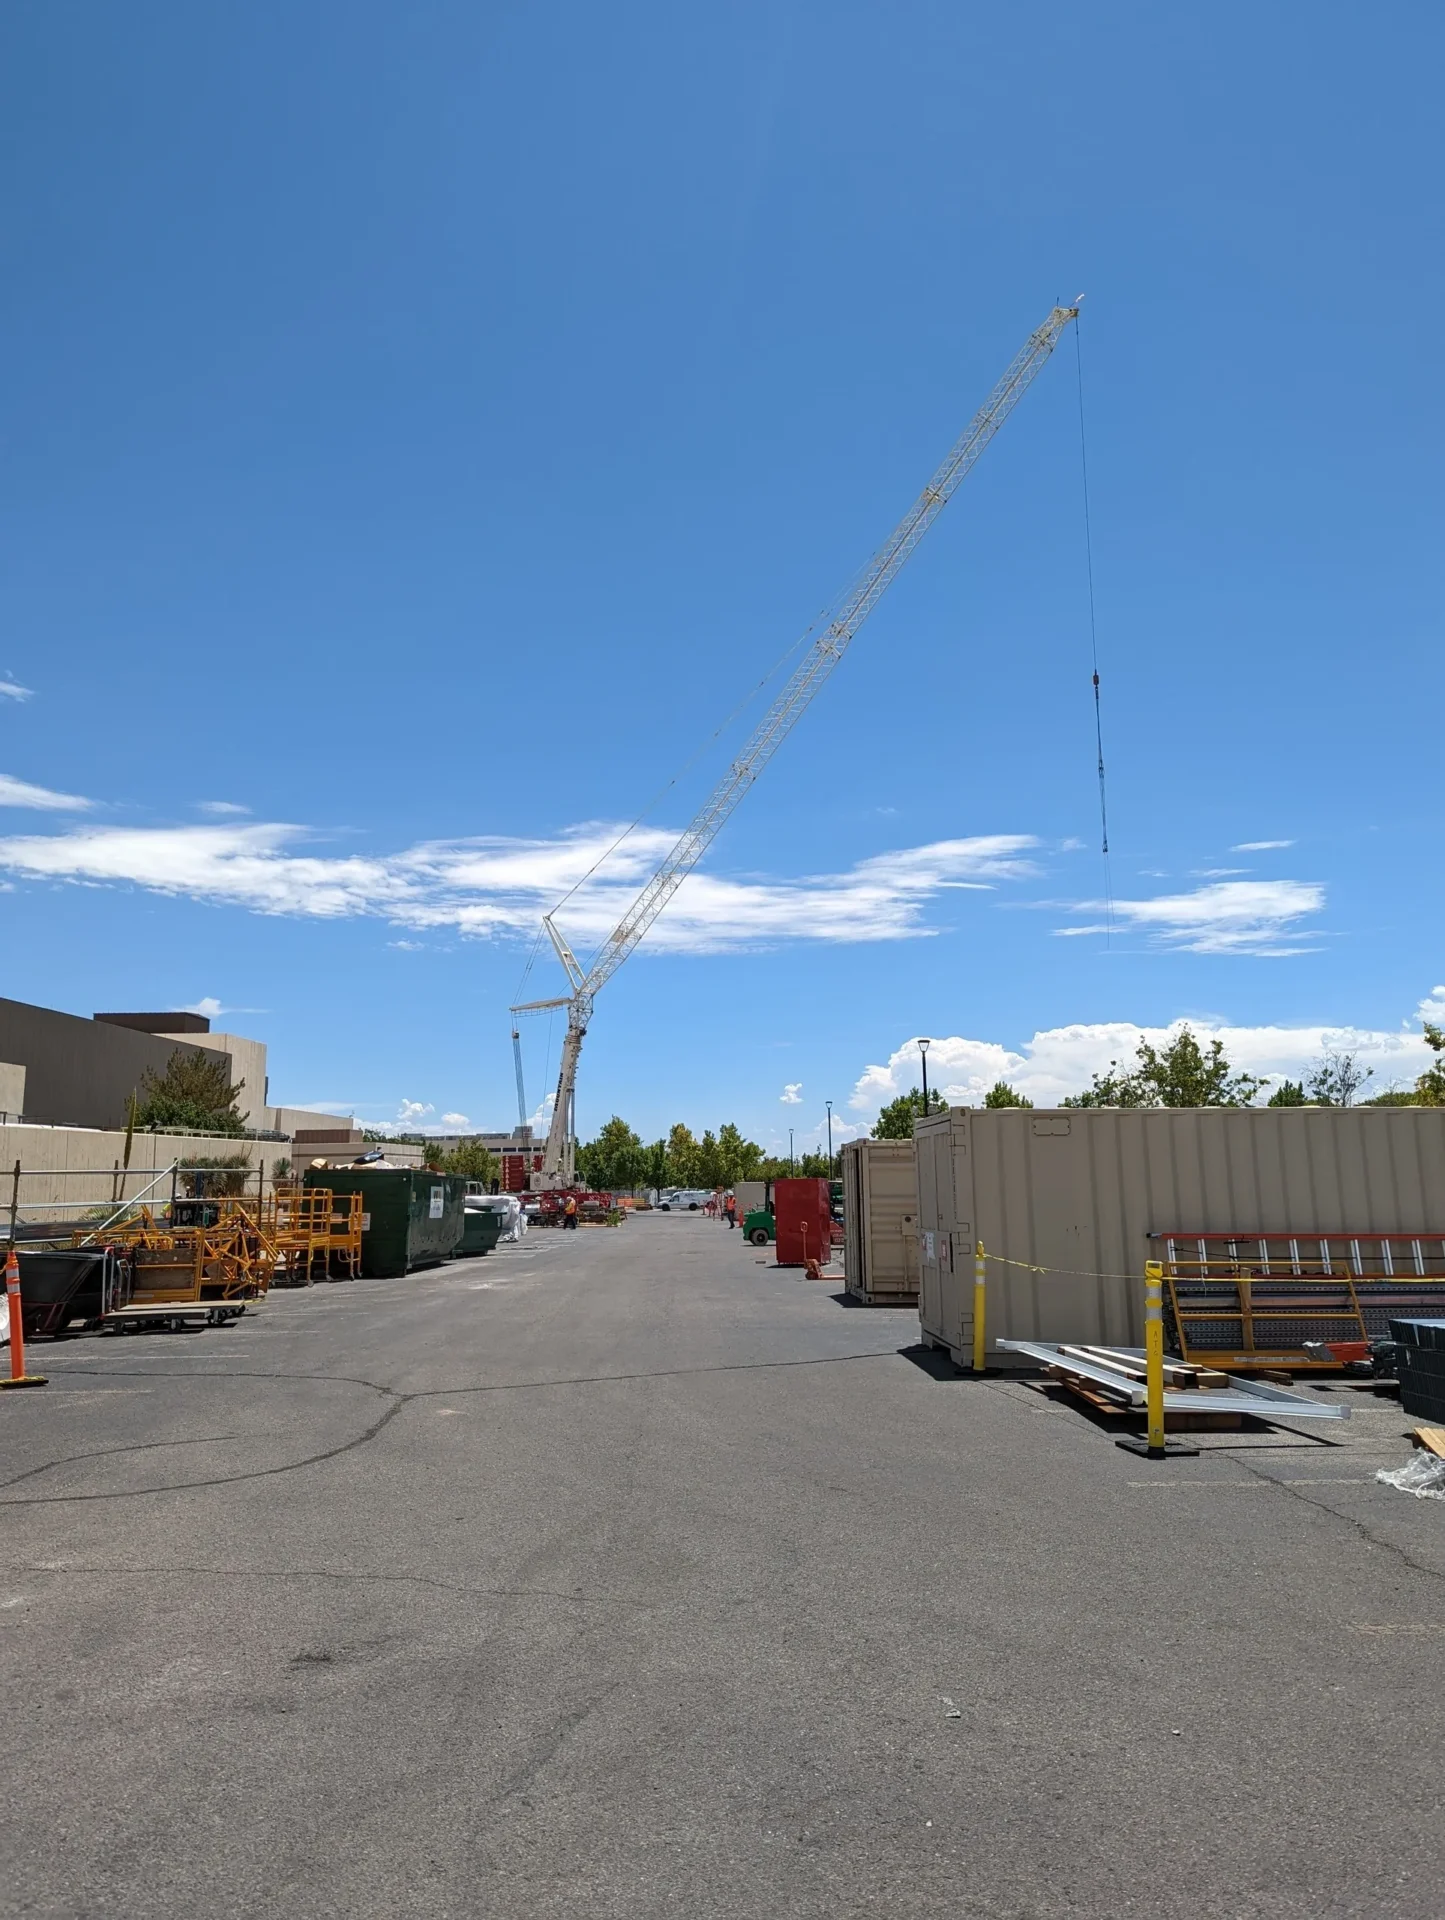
[657,1188,712,1212]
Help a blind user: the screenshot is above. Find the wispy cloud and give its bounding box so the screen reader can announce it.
[780,1082,803,1105]
[850,990,1445,1113]
[441,1112,469,1128]
[0,682,33,703]
[0,772,93,812]
[196,800,251,817]
[0,819,1041,956]
[1231,839,1295,852]
[1055,879,1326,956]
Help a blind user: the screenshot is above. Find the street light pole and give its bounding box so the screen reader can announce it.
[825,1099,833,1174]
[789,1127,795,1172]
[919,1038,931,1119]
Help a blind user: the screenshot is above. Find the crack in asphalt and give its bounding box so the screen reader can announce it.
[0,1432,251,1491]
[1232,1453,1445,1585]
[0,1349,902,1506]
[0,1395,407,1507]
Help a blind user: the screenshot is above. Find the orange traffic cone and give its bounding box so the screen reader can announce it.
[2,1245,47,1390]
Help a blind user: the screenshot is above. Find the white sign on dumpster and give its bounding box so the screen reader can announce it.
[429,1186,445,1219]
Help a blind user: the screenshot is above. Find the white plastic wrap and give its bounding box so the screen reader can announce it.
[1376,1454,1445,1500]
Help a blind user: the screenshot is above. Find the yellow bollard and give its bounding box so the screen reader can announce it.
[1143,1258,1166,1455]
[973,1240,987,1374]
[1116,1258,1193,1458]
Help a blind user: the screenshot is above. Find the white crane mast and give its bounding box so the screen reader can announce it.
[514,304,1080,1187]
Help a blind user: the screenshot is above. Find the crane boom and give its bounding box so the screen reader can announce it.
[521,303,1080,1187]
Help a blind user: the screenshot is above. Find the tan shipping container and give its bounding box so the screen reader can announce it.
[915,1105,1445,1367]
[841,1139,919,1304]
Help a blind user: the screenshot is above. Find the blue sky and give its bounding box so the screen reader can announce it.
[3,1,1441,1149]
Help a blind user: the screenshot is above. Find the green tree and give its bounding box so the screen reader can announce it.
[135,1047,247,1135]
[178,1151,253,1196]
[442,1140,501,1185]
[872,1087,949,1139]
[577,1116,645,1191]
[694,1129,722,1188]
[1364,1089,1422,1106]
[665,1122,700,1187]
[715,1122,763,1185]
[1065,1028,1261,1109]
[642,1138,669,1195]
[756,1150,831,1179]
[1267,1079,1308,1107]
[1306,1046,1373,1108]
[983,1080,1033,1109]
[1415,1024,1445,1106]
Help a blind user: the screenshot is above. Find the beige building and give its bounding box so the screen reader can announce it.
[0,997,353,1141]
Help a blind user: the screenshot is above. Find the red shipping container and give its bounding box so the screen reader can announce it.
[773,1177,832,1268]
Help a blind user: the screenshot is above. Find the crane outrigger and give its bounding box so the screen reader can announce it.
[513,303,1081,1189]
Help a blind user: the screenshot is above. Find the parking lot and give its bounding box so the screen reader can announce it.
[3,1211,1443,1918]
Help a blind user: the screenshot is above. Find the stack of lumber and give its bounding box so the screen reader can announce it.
[1044,1344,1243,1430]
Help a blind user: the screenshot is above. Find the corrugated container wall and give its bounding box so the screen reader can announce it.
[773,1177,832,1267]
[842,1139,919,1304]
[915,1107,1445,1366]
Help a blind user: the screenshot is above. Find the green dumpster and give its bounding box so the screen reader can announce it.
[304,1168,466,1277]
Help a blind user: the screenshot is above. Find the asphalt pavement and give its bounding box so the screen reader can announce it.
[3,1213,1443,1918]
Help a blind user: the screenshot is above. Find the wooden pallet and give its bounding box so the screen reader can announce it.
[1041,1369,1243,1431]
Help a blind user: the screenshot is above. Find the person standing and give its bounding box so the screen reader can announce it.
[724,1192,737,1230]
[563,1193,578,1231]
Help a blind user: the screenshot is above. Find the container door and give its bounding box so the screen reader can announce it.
[918,1128,954,1339]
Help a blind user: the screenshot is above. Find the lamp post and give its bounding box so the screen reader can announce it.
[825,1099,833,1174]
[919,1038,931,1119]
[789,1128,795,1172]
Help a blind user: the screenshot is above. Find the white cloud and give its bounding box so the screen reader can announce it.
[1055,879,1325,956]
[848,989,1445,1113]
[0,682,33,702]
[397,1099,434,1125]
[197,800,250,817]
[0,819,1040,956]
[0,772,92,812]
[388,940,424,951]
[441,1112,469,1128]
[1190,867,1249,878]
[184,997,224,1020]
[1231,839,1295,852]
[780,1082,803,1104]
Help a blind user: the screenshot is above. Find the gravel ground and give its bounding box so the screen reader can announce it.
[2,1212,1442,1918]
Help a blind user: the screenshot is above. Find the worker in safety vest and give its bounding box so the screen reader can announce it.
[723,1192,737,1229]
[563,1194,578,1230]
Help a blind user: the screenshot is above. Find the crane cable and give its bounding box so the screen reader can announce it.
[1073,317,1114,942]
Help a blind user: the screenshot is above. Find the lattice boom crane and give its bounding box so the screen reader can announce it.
[513,303,1080,1187]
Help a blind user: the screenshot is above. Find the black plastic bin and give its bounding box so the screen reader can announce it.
[16,1249,128,1337]
[1390,1319,1445,1423]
